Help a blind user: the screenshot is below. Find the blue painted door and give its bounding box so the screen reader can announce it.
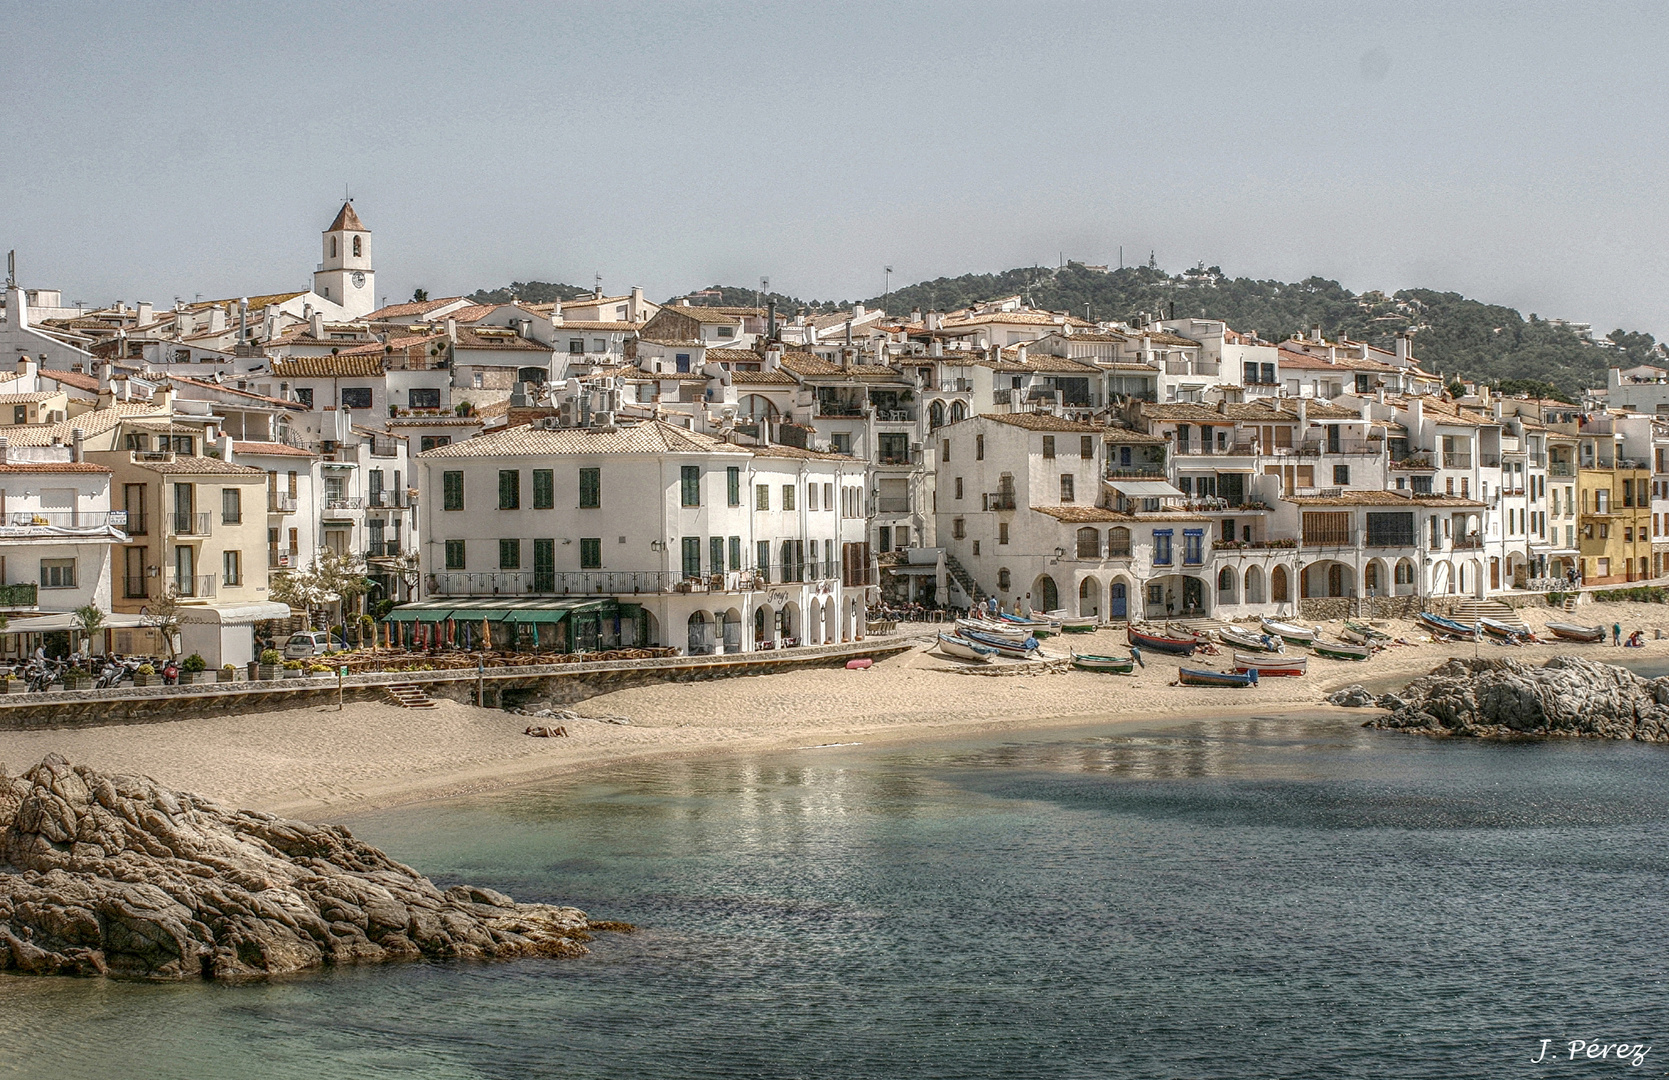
[1110,582,1127,619]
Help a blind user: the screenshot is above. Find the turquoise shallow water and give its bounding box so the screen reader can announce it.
[2,710,1667,1079]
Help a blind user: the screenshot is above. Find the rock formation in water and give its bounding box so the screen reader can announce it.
[1365,655,1669,740]
[0,754,617,980]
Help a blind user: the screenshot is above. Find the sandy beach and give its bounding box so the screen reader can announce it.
[2,601,1666,819]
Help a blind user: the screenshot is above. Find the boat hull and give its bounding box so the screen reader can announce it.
[937,633,993,661]
[1260,619,1316,645]
[1232,651,1306,676]
[1071,653,1135,674]
[1128,626,1197,656]
[1178,667,1258,688]
[1220,627,1281,653]
[1417,612,1479,640]
[1547,622,1605,643]
[958,629,1040,658]
[1312,641,1371,661]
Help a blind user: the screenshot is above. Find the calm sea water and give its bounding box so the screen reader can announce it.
[2,711,1667,1079]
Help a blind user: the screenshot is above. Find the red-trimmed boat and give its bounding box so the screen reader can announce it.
[1128,624,1198,656]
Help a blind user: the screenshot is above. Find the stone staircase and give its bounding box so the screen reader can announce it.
[1449,598,1530,632]
[944,553,982,605]
[385,683,438,709]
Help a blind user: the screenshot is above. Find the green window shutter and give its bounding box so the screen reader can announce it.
[681,465,700,507]
[727,466,740,506]
[580,538,601,569]
[445,539,465,569]
[756,484,769,511]
[498,470,520,510]
[709,537,724,576]
[532,469,554,509]
[757,540,771,582]
[579,467,600,509]
[499,539,520,569]
[533,538,555,590]
[727,536,741,571]
[681,537,701,578]
[443,471,463,511]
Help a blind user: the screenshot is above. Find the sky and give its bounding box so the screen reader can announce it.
[4,0,1668,335]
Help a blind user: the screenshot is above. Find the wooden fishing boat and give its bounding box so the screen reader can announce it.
[1177,666,1258,688]
[999,613,1058,636]
[1340,626,1370,646]
[1218,625,1282,653]
[955,618,1030,640]
[1164,622,1211,643]
[1417,612,1479,641]
[1232,651,1307,676]
[1546,621,1605,643]
[1311,638,1372,661]
[1128,624,1198,656]
[1260,618,1316,646]
[1344,619,1391,642]
[1056,616,1099,634]
[957,628,1040,658]
[1477,617,1529,642]
[937,633,995,662]
[1070,651,1135,674]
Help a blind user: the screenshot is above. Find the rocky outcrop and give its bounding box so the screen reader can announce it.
[1327,685,1376,708]
[0,755,616,980]
[1368,655,1669,740]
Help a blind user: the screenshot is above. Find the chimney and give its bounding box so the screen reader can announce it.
[678,297,690,307]
[853,303,866,320]
[310,310,324,338]
[910,307,922,324]
[1016,343,1028,364]
[1297,398,1308,426]
[844,320,853,345]
[71,428,83,463]
[930,340,943,358]
[764,343,782,369]
[136,301,153,326]
[445,317,457,340]
[15,357,27,376]
[1376,386,1385,405]
[1394,332,1410,363]
[767,300,777,340]
[238,297,249,342]
[594,282,603,300]
[1310,324,1323,343]
[518,318,533,340]
[630,286,645,320]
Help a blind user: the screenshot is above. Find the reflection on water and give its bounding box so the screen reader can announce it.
[2,710,1667,1080]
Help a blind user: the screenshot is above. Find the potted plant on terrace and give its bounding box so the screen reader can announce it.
[308,662,333,677]
[3,672,28,694]
[217,663,238,683]
[133,663,161,688]
[258,649,283,680]
[181,653,211,684]
[282,659,306,678]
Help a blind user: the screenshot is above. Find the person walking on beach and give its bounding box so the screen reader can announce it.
[1614,622,1623,646]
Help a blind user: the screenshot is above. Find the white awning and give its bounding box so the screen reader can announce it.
[176,602,294,625]
[5,612,149,633]
[886,565,940,576]
[1109,480,1184,498]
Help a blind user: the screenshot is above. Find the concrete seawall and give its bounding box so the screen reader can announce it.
[0,639,914,730]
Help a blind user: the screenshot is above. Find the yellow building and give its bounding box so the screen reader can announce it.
[1578,460,1653,585]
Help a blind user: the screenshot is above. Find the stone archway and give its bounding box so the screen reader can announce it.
[1271,564,1291,604]
[1034,575,1059,613]
[1078,576,1102,618]
[1244,565,1265,604]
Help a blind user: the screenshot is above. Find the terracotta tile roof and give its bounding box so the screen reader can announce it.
[231,441,315,458]
[452,328,549,352]
[40,371,100,393]
[440,303,496,324]
[1142,331,1201,347]
[748,443,855,461]
[137,456,269,476]
[6,401,168,446]
[941,312,1093,329]
[1276,348,1398,373]
[269,355,385,378]
[332,333,442,358]
[730,368,798,386]
[778,351,904,382]
[987,355,1102,374]
[1102,427,1167,444]
[166,375,305,410]
[552,320,637,331]
[1030,506,1136,522]
[417,419,749,458]
[978,412,1104,432]
[187,291,307,313]
[0,462,110,474]
[365,297,467,321]
[327,201,367,232]
[1284,491,1485,507]
[386,416,484,427]
[652,306,744,326]
[638,337,705,348]
[0,392,62,403]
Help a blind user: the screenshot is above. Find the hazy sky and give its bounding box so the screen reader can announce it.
[5,1,1667,334]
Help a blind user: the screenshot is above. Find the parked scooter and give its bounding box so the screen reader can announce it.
[161,658,181,686]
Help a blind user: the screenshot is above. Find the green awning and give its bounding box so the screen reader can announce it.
[386,599,609,624]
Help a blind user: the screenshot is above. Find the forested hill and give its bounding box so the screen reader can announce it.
[469,263,1663,399]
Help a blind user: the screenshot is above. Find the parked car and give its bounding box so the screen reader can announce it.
[282,631,345,660]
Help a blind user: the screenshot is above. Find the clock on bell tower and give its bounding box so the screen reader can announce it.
[313,200,375,319]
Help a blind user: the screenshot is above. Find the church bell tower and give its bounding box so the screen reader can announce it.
[314,200,374,319]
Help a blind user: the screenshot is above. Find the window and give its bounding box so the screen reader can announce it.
[580,538,602,569]
[681,466,701,507]
[1109,527,1131,556]
[727,467,741,506]
[976,434,985,460]
[682,537,702,579]
[1183,529,1203,565]
[223,550,241,586]
[499,539,520,569]
[756,484,770,510]
[533,469,554,509]
[941,439,951,462]
[295,387,313,408]
[420,435,451,452]
[40,559,75,589]
[1081,436,1093,459]
[125,433,149,452]
[973,540,980,556]
[997,568,1011,591]
[953,517,966,540]
[1077,527,1100,558]
[1365,512,1415,547]
[831,432,851,455]
[472,372,484,389]
[351,235,361,257]
[444,540,465,569]
[716,326,735,339]
[1333,464,1350,486]
[806,484,818,512]
[1153,530,1173,565]
[783,485,795,511]
[756,540,771,582]
[498,470,520,509]
[998,521,1009,546]
[173,435,194,455]
[569,340,585,354]
[823,483,832,509]
[578,467,600,508]
[1060,475,1075,503]
[221,487,241,524]
[341,387,372,410]
[1043,436,1056,459]
[408,387,441,410]
[728,536,741,571]
[955,477,964,500]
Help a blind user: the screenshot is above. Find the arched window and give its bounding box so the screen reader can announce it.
[352,235,362,258]
[516,366,547,385]
[1245,566,1264,604]
[929,400,946,429]
[330,236,337,259]
[950,401,969,423]
[738,394,779,421]
[1395,560,1415,585]
[998,568,1011,592]
[1271,564,1290,602]
[1364,562,1381,594]
[1108,526,1131,556]
[1076,527,1100,558]
[1218,567,1236,591]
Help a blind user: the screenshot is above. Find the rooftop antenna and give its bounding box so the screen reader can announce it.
[758,276,769,315]
[5,250,13,289]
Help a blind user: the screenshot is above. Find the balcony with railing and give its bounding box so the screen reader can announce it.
[268,493,298,514]
[169,573,218,598]
[427,569,770,597]
[170,512,213,536]
[875,496,912,515]
[369,437,401,457]
[1176,440,1259,457]
[1450,536,1485,551]
[1300,439,1383,457]
[268,547,301,569]
[1549,461,1576,477]
[1105,466,1167,479]
[875,448,919,467]
[323,496,365,515]
[0,511,126,533]
[1441,452,1473,468]
[122,576,149,600]
[983,491,1017,511]
[368,490,408,509]
[873,408,917,424]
